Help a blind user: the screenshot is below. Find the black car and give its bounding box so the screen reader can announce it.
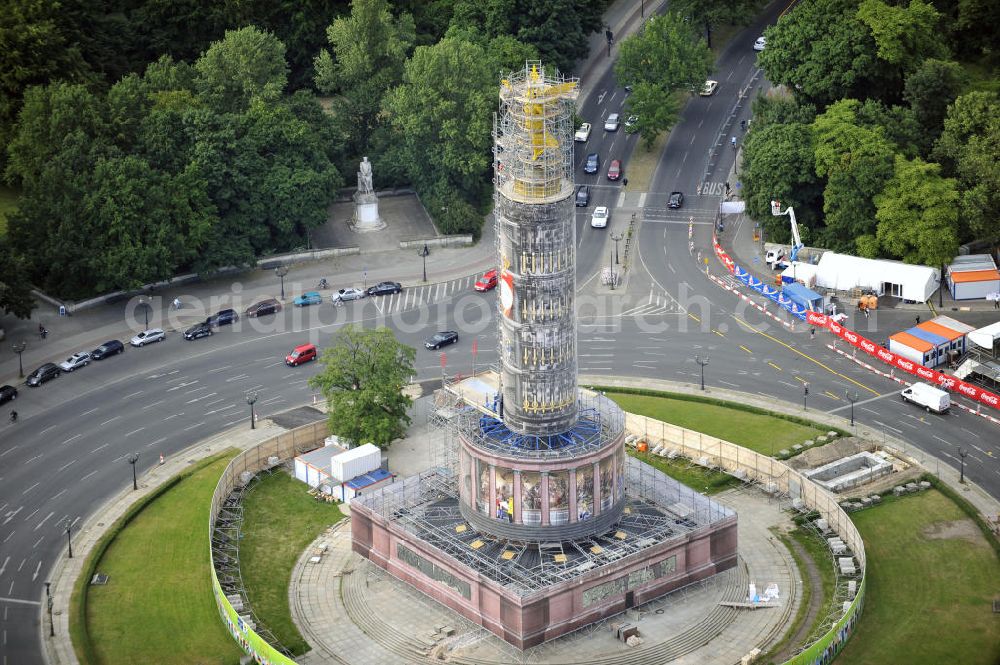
[584,153,600,174]
[184,322,214,340]
[245,299,281,318]
[367,281,402,297]
[0,385,17,405]
[425,331,459,350]
[575,185,590,207]
[205,308,239,327]
[668,191,684,209]
[91,340,125,360]
[26,363,60,387]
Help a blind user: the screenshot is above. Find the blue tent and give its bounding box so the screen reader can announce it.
[782,282,824,312]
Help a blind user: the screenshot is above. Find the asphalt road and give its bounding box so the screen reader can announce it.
[2,3,998,665]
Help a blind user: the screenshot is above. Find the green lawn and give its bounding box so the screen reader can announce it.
[606,391,828,456]
[838,490,1000,665]
[0,184,18,236]
[84,454,244,665]
[239,471,344,655]
[632,450,741,494]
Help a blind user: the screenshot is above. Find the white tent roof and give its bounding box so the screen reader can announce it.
[814,252,938,302]
[968,321,1000,350]
[333,443,380,464]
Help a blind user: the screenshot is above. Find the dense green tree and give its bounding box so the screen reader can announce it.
[741,122,823,241]
[857,0,947,73]
[396,0,456,46]
[854,99,921,158]
[903,60,967,137]
[933,92,1000,242]
[383,37,496,232]
[0,239,35,319]
[874,155,959,266]
[309,325,416,448]
[615,13,713,145]
[749,93,817,129]
[757,0,894,107]
[195,26,289,113]
[314,0,416,158]
[811,99,896,252]
[670,0,765,48]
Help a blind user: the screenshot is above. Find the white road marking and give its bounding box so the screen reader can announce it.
[91,443,109,453]
[99,416,120,427]
[121,390,144,400]
[0,446,16,458]
[183,421,206,432]
[186,392,217,404]
[225,374,250,383]
[80,408,99,416]
[124,427,145,437]
[141,399,165,411]
[81,470,100,482]
[32,561,41,581]
[57,459,76,472]
[33,512,53,531]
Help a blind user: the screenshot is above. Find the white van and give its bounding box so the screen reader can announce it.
[900,382,950,414]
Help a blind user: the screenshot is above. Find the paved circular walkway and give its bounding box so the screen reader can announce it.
[290,486,799,665]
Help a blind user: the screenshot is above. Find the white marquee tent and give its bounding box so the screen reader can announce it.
[814,252,939,303]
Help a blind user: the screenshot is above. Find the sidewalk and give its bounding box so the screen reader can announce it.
[0,221,495,387]
[582,374,1000,522]
[42,418,288,665]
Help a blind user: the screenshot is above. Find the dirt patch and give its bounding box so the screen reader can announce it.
[921,519,989,546]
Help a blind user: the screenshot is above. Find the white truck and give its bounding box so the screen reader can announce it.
[900,382,950,414]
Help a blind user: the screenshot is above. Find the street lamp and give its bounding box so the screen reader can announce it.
[641,0,645,17]
[275,265,289,300]
[605,28,613,57]
[609,245,615,290]
[245,389,259,430]
[127,453,140,490]
[420,244,429,282]
[803,383,810,410]
[695,355,710,391]
[845,390,859,427]
[611,232,623,265]
[138,298,150,329]
[959,448,967,483]
[45,581,54,636]
[12,341,27,378]
[66,526,73,559]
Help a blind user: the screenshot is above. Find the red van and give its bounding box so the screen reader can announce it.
[285,343,317,366]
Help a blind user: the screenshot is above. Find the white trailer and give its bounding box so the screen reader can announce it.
[900,382,950,414]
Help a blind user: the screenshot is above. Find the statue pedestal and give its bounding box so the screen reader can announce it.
[351,193,385,232]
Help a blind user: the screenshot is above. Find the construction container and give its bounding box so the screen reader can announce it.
[331,443,381,481]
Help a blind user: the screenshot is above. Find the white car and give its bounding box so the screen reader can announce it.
[700,80,719,96]
[332,287,366,304]
[130,329,166,347]
[591,206,610,228]
[574,123,591,142]
[59,352,91,372]
[604,113,620,131]
[754,36,766,51]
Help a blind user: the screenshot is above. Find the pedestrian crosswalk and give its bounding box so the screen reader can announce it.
[620,287,681,316]
[363,273,486,315]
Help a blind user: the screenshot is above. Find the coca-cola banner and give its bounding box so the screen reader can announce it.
[713,235,735,274]
[805,312,1000,410]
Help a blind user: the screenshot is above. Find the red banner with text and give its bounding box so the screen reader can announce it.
[805,311,1000,410]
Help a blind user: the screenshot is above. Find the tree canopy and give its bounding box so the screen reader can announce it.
[309,325,416,448]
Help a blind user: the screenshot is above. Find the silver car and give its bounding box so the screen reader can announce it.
[331,288,366,304]
[59,352,91,372]
[130,329,166,347]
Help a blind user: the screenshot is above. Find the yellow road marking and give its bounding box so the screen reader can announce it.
[739,345,752,354]
[794,375,808,384]
[768,362,782,372]
[713,329,725,338]
[824,391,840,400]
[688,313,701,323]
[733,315,880,396]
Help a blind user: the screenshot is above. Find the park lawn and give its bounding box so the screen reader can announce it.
[632,450,741,495]
[607,391,826,456]
[0,184,18,235]
[838,490,1000,665]
[85,454,244,665]
[239,471,344,655]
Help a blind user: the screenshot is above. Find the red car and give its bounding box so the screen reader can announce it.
[475,269,498,291]
[607,159,622,181]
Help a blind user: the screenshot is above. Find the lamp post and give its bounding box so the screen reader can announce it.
[605,28,613,57]
[127,453,140,490]
[641,0,645,17]
[959,447,967,483]
[275,265,289,300]
[421,244,429,282]
[245,389,259,430]
[695,355,710,391]
[803,382,809,410]
[138,298,150,329]
[45,581,54,636]
[609,245,615,290]
[12,341,27,378]
[611,232,623,265]
[845,390,859,427]
[66,526,73,559]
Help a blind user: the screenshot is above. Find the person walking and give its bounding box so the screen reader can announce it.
[731,136,737,150]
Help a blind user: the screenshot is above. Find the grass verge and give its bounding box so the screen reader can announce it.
[603,389,833,456]
[239,470,344,655]
[74,451,243,665]
[837,489,1000,665]
[631,450,741,494]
